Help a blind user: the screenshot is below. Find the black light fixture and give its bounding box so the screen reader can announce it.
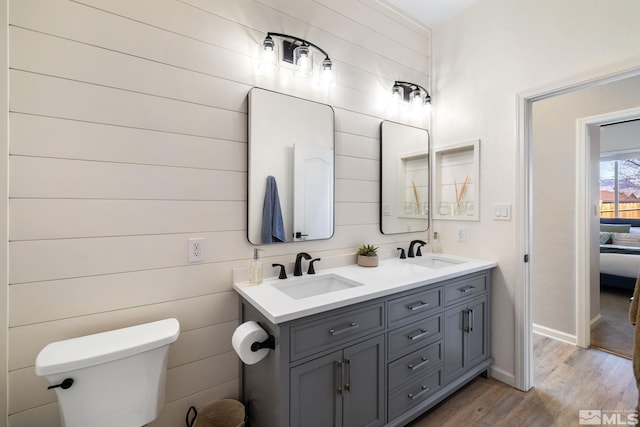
[259,32,335,87]
[391,81,431,107]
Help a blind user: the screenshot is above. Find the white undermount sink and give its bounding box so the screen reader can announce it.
[270,274,364,300]
[404,255,465,269]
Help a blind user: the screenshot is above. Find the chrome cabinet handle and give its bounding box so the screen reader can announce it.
[407,301,430,311]
[459,285,475,293]
[336,361,344,396]
[407,357,430,371]
[408,385,430,400]
[329,322,359,336]
[463,308,475,333]
[344,358,351,392]
[407,329,429,341]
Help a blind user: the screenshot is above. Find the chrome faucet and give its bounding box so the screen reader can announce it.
[407,240,426,258]
[294,252,312,276]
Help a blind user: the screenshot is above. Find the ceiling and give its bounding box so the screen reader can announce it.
[384,0,482,28]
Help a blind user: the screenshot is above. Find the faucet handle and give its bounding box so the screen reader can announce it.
[308,258,321,274]
[397,248,406,259]
[272,263,287,279]
[416,244,426,256]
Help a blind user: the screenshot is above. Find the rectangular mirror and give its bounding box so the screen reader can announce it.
[380,121,430,234]
[248,88,335,244]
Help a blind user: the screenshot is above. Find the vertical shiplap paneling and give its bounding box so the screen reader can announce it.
[6,0,429,425]
[0,0,8,423]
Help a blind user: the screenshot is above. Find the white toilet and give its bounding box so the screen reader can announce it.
[35,318,180,427]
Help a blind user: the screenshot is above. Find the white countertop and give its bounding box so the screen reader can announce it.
[233,254,497,324]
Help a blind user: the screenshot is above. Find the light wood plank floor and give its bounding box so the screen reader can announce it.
[408,334,636,426]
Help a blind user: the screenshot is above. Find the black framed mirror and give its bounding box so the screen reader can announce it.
[247,88,335,244]
[380,121,429,234]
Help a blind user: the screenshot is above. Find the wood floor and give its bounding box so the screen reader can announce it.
[408,334,637,426]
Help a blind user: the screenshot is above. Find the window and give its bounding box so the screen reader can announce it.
[600,158,640,219]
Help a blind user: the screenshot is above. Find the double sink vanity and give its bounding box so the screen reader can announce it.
[242,86,494,426]
[234,253,496,427]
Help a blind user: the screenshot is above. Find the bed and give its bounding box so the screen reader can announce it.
[600,224,640,290]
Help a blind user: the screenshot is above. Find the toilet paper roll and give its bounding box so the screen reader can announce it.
[232,321,270,365]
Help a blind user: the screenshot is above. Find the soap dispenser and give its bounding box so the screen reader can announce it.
[249,249,264,285]
[432,232,442,254]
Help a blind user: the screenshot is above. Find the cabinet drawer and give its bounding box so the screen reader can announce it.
[290,303,384,361]
[444,274,487,306]
[388,341,441,391]
[388,369,442,421]
[388,287,442,328]
[388,314,442,361]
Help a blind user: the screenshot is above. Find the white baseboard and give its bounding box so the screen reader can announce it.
[532,323,577,345]
[489,365,515,388]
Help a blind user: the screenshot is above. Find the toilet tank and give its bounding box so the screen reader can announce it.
[35,318,180,427]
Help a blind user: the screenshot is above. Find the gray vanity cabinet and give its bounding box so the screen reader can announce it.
[443,295,488,383]
[442,273,489,383]
[239,269,492,427]
[290,335,385,427]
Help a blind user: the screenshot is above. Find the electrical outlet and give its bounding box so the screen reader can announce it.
[456,226,466,242]
[188,238,204,262]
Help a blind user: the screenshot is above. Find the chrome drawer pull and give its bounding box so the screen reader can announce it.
[408,385,430,400]
[329,322,359,336]
[459,285,475,293]
[407,329,429,341]
[407,357,430,371]
[407,301,430,311]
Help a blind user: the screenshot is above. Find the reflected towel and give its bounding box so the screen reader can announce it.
[629,273,640,412]
[262,176,286,244]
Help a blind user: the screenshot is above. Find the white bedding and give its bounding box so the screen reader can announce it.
[600,252,640,278]
[600,226,640,278]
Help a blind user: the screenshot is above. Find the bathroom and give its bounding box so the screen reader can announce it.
[1,0,640,426]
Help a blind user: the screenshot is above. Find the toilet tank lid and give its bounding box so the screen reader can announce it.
[35,318,180,376]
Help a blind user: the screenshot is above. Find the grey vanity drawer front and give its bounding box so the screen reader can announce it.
[388,314,442,361]
[388,287,442,327]
[388,368,442,421]
[290,303,384,361]
[388,341,442,391]
[444,274,487,306]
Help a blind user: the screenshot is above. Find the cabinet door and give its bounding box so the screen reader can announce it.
[444,296,489,384]
[467,296,488,368]
[343,335,385,427]
[290,350,343,427]
[443,303,466,383]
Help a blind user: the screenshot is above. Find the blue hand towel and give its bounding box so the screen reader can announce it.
[262,176,286,243]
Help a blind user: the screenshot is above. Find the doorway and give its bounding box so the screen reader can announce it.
[516,63,640,392]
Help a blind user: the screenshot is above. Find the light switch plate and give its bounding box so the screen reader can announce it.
[493,203,511,221]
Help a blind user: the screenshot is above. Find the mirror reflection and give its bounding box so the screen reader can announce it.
[248,88,335,244]
[380,121,430,234]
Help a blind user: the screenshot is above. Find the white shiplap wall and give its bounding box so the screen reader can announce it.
[6,0,430,425]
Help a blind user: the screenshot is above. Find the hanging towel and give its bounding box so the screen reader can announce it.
[629,273,640,413]
[261,176,286,244]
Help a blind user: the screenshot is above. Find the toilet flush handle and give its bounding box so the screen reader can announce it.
[48,378,74,390]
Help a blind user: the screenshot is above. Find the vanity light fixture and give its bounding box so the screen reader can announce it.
[259,32,335,87]
[390,81,431,114]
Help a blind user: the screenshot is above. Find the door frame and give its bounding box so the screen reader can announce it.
[576,107,640,348]
[515,60,640,392]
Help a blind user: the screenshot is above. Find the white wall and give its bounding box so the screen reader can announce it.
[431,0,640,384]
[531,76,640,337]
[4,0,430,426]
